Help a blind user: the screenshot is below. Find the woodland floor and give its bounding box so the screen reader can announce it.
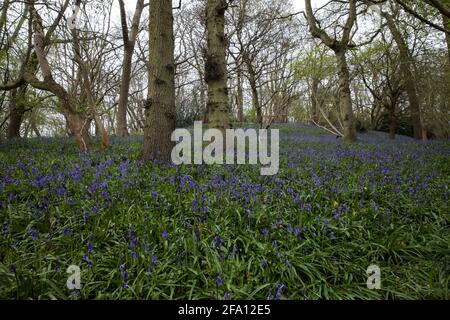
[0,124,449,299]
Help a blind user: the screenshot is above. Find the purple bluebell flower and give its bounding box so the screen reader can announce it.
[29,229,38,241]
[151,249,158,264]
[213,236,224,250]
[272,240,277,248]
[215,275,223,287]
[146,266,152,275]
[162,230,168,240]
[194,227,200,243]
[88,237,94,253]
[83,252,92,268]
[119,263,128,288]
[275,283,285,300]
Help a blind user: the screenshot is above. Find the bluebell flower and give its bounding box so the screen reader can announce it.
[162,230,168,240]
[261,260,268,268]
[215,275,223,287]
[275,283,285,300]
[151,249,158,264]
[194,227,200,243]
[119,263,128,288]
[83,252,92,268]
[88,237,94,253]
[213,236,224,250]
[146,266,152,275]
[29,229,38,241]
[223,292,231,300]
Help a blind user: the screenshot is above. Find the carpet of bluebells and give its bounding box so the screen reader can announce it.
[0,124,449,300]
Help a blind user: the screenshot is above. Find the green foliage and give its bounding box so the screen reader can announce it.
[293,45,335,81]
[0,127,449,300]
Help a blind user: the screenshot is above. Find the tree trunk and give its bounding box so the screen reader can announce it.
[246,63,262,127]
[116,0,145,137]
[385,14,423,140]
[116,49,133,137]
[142,0,176,162]
[336,50,357,143]
[236,66,244,122]
[311,77,320,123]
[388,105,396,140]
[7,89,24,139]
[7,78,30,139]
[205,0,230,132]
[443,0,450,63]
[66,112,90,152]
[30,121,41,137]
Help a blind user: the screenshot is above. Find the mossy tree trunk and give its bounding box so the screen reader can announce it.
[205,0,230,132]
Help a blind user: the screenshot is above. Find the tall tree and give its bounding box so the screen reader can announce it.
[116,0,145,137]
[304,0,358,143]
[381,10,424,140]
[142,0,176,162]
[26,0,91,151]
[205,0,231,132]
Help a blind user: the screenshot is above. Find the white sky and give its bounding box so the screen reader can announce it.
[112,0,329,16]
[293,0,329,11]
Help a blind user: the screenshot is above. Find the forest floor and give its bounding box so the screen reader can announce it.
[0,124,449,299]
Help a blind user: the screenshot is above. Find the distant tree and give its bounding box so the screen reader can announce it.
[116,0,145,137]
[304,0,358,143]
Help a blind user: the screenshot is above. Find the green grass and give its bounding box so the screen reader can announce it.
[0,126,449,300]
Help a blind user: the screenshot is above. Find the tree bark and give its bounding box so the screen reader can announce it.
[116,0,145,137]
[7,87,26,139]
[205,0,230,132]
[26,0,91,151]
[384,13,423,140]
[388,105,396,140]
[336,50,357,142]
[236,66,244,122]
[142,0,176,162]
[311,77,320,123]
